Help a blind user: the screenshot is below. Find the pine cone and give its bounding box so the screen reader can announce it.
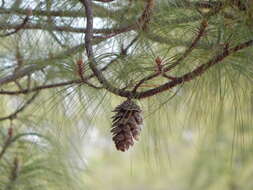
[111,100,143,152]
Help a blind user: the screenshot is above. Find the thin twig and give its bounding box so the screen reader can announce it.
[80,0,154,99]
[0,132,45,161]
[136,0,155,30]
[0,91,40,121]
[0,43,137,95]
[0,78,101,96]
[6,157,19,190]
[93,0,115,2]
[80,0,130,97]
[0,23,135,34]
[8,38,249,100]
[0,44,84,86]
[0,28,137,87]
[167,20,208,66]
[0,80,81,95]
[132,19,208,93]
[0,9,31,37]
[132,39,253,99]
[0,128,12,160]
[193,1,223,9]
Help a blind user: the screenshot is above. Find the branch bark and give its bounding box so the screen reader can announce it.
[0,132,45,160]
[133,39,253,99]
[0,91,39,121]
[0,23,134,34]
[132,19,208,92]
[0,44,84,86]
[0,42,135,95]
[80,0,156,99]
[0,14,29,37]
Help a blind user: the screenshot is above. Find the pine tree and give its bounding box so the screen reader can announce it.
[0,0,252,189]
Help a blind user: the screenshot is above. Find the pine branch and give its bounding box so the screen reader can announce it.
[80,0,156,99]
[0,44,84,86]
[0,23,134,34]
[0,132,45,161]
[93,0,115,2]
[0,42,135,95]
[81,0,129,97]
[0,128,13,160]
[0,76,102,95]
[0,80,81,95]
[6,157,19,190]
[0,8,32,37]
[145,32,212,50]
[0,91,39,121]
[172,20,208,64]
[170,0,223,10]
[132,19,208,92]
[81,0,251,100]
[193,1,223,9]
[0,15,29,37]
[136,0,155,30]
[0,0,250,102]
[0,26,135,86]
[133,39,253,99]
[0,64,44,86]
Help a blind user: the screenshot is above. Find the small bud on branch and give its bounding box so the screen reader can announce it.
[77,59,85,81]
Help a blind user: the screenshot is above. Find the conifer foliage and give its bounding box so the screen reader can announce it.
[0,0,253,189]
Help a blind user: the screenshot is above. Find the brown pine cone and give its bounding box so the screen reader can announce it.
[111,100,143,152]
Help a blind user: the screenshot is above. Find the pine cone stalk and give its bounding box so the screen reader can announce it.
[111,99,143,152]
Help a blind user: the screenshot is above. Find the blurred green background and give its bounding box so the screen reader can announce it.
[1,86,252,190]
